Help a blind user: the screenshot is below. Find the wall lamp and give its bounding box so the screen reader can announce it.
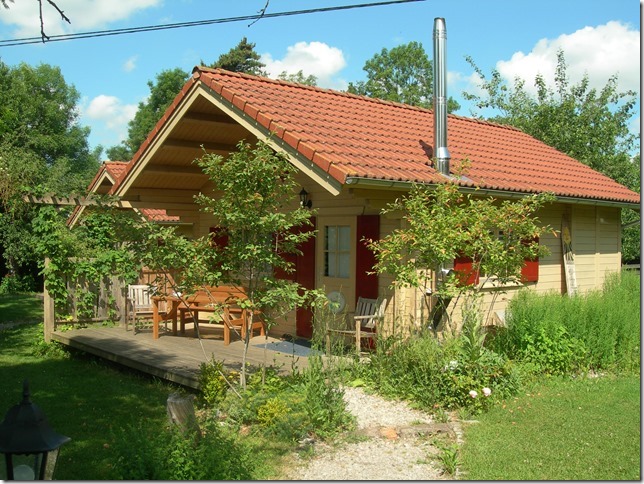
[299,188,312,209]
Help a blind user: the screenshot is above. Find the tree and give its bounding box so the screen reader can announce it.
[107,38,266,161]
[193,140,319,388]
[347,41,460,112]
[464,50,640,262]
[204,37,266,76]
[1,0,70,42]
[277,70,317,86]
[367,177,554,333]
[107,68,188,161]
[0,61,100,282]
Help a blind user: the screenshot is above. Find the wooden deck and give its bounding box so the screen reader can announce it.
[51,325,319,389]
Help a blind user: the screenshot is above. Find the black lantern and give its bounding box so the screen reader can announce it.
[299,188,312,209]
[0,380,70,480]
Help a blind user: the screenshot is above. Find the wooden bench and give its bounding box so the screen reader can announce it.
[178,285,265,345]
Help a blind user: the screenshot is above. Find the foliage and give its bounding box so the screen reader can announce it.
[347,41,460,112]
[368,179,554,331]
[198,356,239,407]
[459,375,640,480]
[487,271,641,373]
[517,324,587,376]
[32,205,142,317]
[110,418,255,480]
[107,68,189,161]
[353,329,519,417]
[205,37,266,75]
[193,139,322,387]
[464,50,640,261]
[277,69,317,86]
[0,272,36,294]
[213,357,353,443]
[302,355,355,439]
[0,61,100,280]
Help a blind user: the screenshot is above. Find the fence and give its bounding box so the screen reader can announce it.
[43,259,172,342]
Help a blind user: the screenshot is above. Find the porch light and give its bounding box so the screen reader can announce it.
[299,188,312,209]
[0,380,70,480]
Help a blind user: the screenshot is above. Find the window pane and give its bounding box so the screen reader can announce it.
[328,253,337,277]
[326,226,337,250]
[338,253,350,278]
[338,226,351,251]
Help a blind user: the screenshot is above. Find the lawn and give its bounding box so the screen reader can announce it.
[0,323,188,479]
[0,293,44,324]
[459,374,641,480]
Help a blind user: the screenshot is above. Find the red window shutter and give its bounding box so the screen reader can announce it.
[521,237,539,282]
[356,215,380,299]
[453,254,479,286]
[209,226,228,249]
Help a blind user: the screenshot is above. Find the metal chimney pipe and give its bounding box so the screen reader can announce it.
[433,17,451,176]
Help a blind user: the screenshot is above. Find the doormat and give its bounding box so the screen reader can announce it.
[252,339,321,358]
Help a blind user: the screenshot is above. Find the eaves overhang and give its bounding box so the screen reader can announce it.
[345,176,641,211]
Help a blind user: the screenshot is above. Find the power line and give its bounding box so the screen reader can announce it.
[0,0,427,47]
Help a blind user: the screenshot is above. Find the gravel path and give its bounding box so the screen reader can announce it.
[280,386,462,480]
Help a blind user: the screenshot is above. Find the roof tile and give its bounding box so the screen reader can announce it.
[116,67,640,206]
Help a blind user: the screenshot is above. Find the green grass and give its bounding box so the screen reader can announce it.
[0,324,284,480]
[0,293,44,323]
[459,375,641,480]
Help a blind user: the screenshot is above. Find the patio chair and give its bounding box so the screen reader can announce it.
[126,284,168,334]
[325,297,388,356]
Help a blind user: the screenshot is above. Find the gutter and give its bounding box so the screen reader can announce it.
[344,176,641,210]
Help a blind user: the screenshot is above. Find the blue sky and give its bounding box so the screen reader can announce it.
[0,0,639,156]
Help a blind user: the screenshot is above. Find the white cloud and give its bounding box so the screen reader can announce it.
[123,56,138,73]
[0,0,161,38]
[496,21,640,96]
[261,41,347,89]
[82,94,137,146]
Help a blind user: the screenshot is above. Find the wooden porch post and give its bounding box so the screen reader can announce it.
[43,258,55,342]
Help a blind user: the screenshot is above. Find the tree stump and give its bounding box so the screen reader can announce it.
[166,393,201,436]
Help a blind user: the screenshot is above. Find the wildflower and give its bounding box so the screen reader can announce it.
[482,387,492,397]
[469,390,478,398]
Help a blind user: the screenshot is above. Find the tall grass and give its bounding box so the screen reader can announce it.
[490,271,640,373]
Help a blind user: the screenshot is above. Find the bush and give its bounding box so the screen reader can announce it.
[356,329,520,416]
[198,357,238,407]
[490,271,640,373]
[0,273,36,295]
[110,418,255,480]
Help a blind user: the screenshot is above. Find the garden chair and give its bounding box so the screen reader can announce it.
[326,296,388,356]
[126,284,168,334]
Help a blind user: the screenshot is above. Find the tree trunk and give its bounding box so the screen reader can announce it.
[166,393,200,437]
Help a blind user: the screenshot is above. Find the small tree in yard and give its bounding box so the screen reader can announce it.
[191,140,320,388]
[367,176,555,336]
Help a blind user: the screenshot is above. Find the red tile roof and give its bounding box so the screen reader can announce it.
[70,161,179,224]
[120,67,640,206]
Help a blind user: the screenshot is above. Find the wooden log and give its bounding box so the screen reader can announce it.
[166,393,201,436]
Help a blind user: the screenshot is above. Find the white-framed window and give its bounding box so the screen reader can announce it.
[324,225,350,278]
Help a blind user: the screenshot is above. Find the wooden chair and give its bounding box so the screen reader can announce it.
[126,284,167,334]
[326,297,388,355]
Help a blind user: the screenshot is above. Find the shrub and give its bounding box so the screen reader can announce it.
[198,357,238,407]
[110,418,254,480]
[302,355,355,439]
[490,271,640,373]
[357,329,519,415]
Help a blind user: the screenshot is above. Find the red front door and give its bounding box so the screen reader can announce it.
[295,217,316,338]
